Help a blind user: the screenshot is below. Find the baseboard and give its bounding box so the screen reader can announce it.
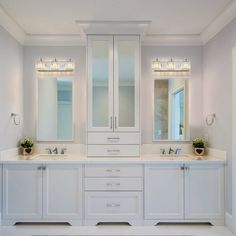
[225,212,233,232]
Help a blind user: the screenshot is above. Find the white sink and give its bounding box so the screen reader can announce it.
[159,154,194,160]
[31,154,68,160]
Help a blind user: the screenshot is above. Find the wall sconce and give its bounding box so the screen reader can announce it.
[35,58,75,73]
[152,58,191,76]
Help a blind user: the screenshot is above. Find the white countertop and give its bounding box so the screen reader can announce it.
[0,153,226,165]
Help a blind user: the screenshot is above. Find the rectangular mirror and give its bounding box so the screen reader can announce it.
[37,77,73,141]
[153,78,189,141]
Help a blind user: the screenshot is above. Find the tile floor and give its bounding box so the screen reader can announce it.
[0,223,235,236]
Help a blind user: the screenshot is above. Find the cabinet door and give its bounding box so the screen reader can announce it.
[88,35,114,132]
[144,165,184,219]
[185,165,224,219]
[3,164,43,220]
[114,36,140,132]
[43,165,82,219]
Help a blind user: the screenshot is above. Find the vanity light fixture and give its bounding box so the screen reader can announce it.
[152,58,191,76]
[35,58,75,73]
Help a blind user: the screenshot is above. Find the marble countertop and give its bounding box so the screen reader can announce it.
[0,153,226,165]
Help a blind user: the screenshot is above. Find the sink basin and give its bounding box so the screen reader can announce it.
[30,154,68,160]
[159,155,194,161]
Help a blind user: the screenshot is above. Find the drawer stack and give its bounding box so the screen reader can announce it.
[84,164,143,225]
[87,133,140,157]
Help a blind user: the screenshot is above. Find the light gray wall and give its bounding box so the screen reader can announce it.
[0,26,23,151]
[23,45,204,145]
[23,46,87,144]
[141,46,203,143]
[203,18,236,214]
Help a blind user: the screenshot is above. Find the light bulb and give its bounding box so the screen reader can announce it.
[167,58,174,70]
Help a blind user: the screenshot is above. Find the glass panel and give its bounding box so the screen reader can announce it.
[154,78,188,141]
[118,41,135,127]
[38,77,73,141]
[92,40,109,127]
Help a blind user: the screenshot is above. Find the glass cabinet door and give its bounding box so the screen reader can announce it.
[114,36,140,131]
[87,36,114,132]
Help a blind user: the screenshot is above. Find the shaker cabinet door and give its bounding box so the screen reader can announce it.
[43,164,83,219]
[184,165,224,219]
[3,164,43,220]
[87,35,114,132]
[114,36,140,132]
[144,165,184,220]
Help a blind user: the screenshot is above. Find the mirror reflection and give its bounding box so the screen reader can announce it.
[154,78,189,141]
[37,77,73,141]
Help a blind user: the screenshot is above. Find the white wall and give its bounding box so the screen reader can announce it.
[0,26,23,151]
[23,45,204,145]
[141,46,203,143]
[23,46,87,144]
[203,18,236,217]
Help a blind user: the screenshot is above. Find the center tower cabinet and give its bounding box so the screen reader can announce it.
[87,35,140,157]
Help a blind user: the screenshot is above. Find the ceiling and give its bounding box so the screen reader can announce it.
[0,0,235,45]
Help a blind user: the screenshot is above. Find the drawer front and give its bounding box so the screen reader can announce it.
[85,178,143,191]
[85,165,143,177]
[85,192,143,220]
[88,133,140,145]
[87,145,140,157]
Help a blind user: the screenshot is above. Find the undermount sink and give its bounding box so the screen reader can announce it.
[159,154,194,160]
[30,154,68,160]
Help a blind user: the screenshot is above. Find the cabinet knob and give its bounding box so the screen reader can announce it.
[37,166,42,170]
[180,166,185,170]
[42,166,46,171]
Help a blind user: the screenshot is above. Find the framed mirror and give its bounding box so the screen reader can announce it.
[153,78,189,141]
[37,77,73,141]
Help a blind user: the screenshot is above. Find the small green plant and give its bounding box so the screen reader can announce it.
[192,137,205,148]
[20,137,34,149]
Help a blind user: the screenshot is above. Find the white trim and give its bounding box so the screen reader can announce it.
[225,212,233,232]
[24,34,85,46]
[142,34,202,46]
[76,20,151,35]
[232,48,236,234]
[201,0,236,44]
[0,5,25,44]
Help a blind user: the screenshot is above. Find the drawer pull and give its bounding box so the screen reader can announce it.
[107,137,120,142]
[107,149,120,155]
[106,203,120,207]
[106,182,121,186]
[106,169,121,173]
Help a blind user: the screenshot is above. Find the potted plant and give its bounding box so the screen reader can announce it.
[192,137,205,156]
[20,137,34,155]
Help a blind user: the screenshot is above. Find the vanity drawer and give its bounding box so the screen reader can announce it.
[87,133,140,145]
[85,178,143,191]
[85,192,142,220]
[85,165,143,177]
[87,145,140,157]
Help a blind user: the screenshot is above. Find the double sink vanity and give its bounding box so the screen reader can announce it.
[0,34,225,227]
[0,147,225,226]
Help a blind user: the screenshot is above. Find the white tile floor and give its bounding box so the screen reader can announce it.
[0,224,235,236]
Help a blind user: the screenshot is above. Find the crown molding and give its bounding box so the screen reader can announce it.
[76,20,151,35]
[201,0,236,44]
[142,34,202,46]
[24,34,86,46]
[0,5,25,44]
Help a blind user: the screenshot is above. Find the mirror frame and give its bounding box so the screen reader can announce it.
[152,77,190,142]
[36,75,75,142]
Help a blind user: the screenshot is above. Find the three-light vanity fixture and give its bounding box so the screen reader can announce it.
[152,58,191,76]
[35,58,75,73]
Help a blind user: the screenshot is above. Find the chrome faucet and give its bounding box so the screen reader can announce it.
[168,147,175,155]
[52,147,58,154]
[61,148,67,154]
[175,148,182,155]
[46,148,52,154]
